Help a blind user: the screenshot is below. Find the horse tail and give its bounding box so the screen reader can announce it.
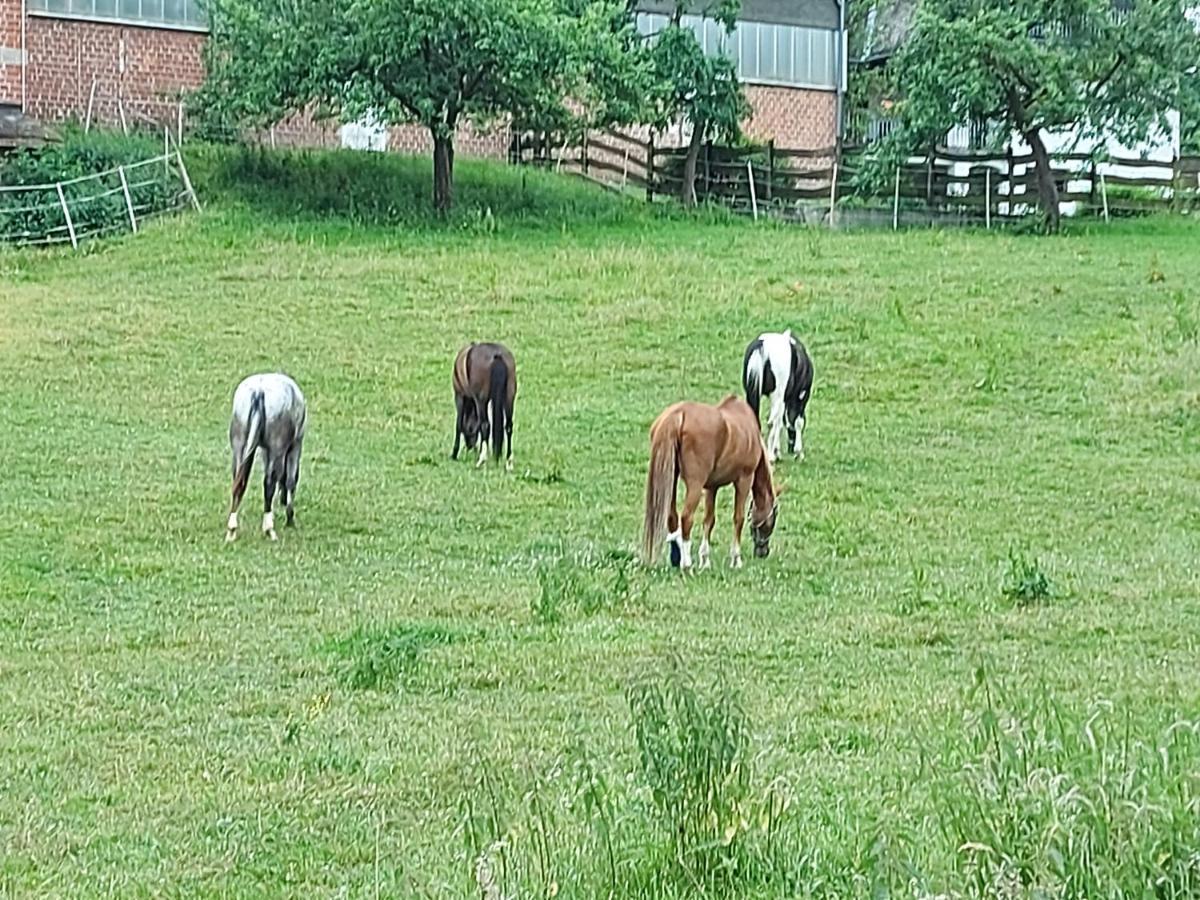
[743,340,765,418]
[489,357,508,460]
[234,390,266,491]
[642,409,681,564]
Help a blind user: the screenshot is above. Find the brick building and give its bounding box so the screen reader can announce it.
[0,0,845,155]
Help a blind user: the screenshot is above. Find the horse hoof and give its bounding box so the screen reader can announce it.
[505,460,513,473]
[669,542,681,568]
[225,530,237,543]
[731,556,743,569]
[265,529,278,541]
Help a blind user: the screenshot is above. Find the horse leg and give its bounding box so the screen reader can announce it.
[698,487,717,569]
[666,477,682,567]
[262,450,280,540]
[226,439,252,542]
[767,392,786,463]
[452,396,464,460]
[678,481,703,570]
[284,440,302,527]
[504,403,513,472]
[475,398,490,467]
[730,478,750,568]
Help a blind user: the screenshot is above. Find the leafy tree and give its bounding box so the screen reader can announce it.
[644,1,749,205]
[202,0,633,212]
[885,0,1199,231]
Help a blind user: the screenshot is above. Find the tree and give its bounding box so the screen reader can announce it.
[885,0,1199,231]
[203,0,631,213]
[644,1,750,205]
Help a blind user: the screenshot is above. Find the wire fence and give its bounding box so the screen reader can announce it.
[0,146,201,248]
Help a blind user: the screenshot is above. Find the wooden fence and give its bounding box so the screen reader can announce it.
[512,129,1200,225]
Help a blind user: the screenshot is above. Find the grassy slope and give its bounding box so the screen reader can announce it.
[2,150,1200,896]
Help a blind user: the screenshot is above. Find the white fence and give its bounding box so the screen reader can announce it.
[0,148,200,248]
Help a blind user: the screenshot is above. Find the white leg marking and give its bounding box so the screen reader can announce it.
[226,511,238,541]
[505,458,513,473]
[730,542,743,569]
[262,511,277,541]
[679,539,693,570]
[795,417,806,461]
[698,539,711,569]
[767,395,785,462]
[476,441,488,468]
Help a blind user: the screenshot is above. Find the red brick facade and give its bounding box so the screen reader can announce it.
[0,2,836,158]
[743,84,837,151]
[0,0,22,104]
[22,15,205,128]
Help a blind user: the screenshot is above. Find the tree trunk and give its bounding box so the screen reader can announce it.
[1024,127,1060,233]
[680,119,705,206]
[433,132,455,214]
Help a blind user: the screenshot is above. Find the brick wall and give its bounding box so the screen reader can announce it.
[743,84,837,151]
[0,0,22,105]
[24,14,205,129]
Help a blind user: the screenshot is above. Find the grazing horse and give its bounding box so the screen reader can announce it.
[642,396,779,570]
[226,373,307,542]
[452,342,517,470]
[743,330,814,463]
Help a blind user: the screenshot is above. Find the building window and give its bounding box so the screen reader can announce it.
[28,0,207,30]
[637,12,837,90]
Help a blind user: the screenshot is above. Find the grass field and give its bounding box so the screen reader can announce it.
[3,150,1200,898]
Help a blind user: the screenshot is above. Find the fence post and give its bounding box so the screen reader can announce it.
[1006,144,1014,216]
[925,151,934,208]
[177,101,185,146]
[622,149,629,190]
[829,162,839,228]
[747,160,759,221]
[56,183,78,250]
[985,167,991,230]
[84,75,98,133]
[766,140,775,204]
[893,165,901,230]
[582,131,589,176]
[176,149,202,212]
[1100,170,1110,224]
[646,133,655,203]
[118,165,138,233]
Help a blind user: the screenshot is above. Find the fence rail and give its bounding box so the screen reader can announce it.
[0,143,200,248]
[513,127,1200,226]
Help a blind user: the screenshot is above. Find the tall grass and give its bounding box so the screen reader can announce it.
[188,144,651,230]
[934,673,1200,898]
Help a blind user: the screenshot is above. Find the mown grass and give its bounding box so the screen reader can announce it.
[2,147,1200,897]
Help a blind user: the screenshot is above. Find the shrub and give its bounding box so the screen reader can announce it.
[1002,549,1053,606]
[0,127,180,244]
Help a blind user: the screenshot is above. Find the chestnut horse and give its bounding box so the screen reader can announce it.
[452,342,517,469]
[642,396,779,570]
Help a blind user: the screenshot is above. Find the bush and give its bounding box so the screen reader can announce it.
[0,128,180,244]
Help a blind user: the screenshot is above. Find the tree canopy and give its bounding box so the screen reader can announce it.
[883,0,1199,231]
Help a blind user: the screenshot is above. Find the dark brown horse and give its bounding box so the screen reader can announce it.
[452,342,517,469]
[642,396,780,570]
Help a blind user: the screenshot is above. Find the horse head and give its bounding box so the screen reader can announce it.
[461,404,481,450]
[751,481,784,558]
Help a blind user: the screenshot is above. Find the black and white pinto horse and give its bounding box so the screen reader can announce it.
[226,373,307,541]
[743,330,814,463]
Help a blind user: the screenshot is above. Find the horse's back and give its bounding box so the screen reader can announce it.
[233,373,305,425]
[457,342,516,398]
